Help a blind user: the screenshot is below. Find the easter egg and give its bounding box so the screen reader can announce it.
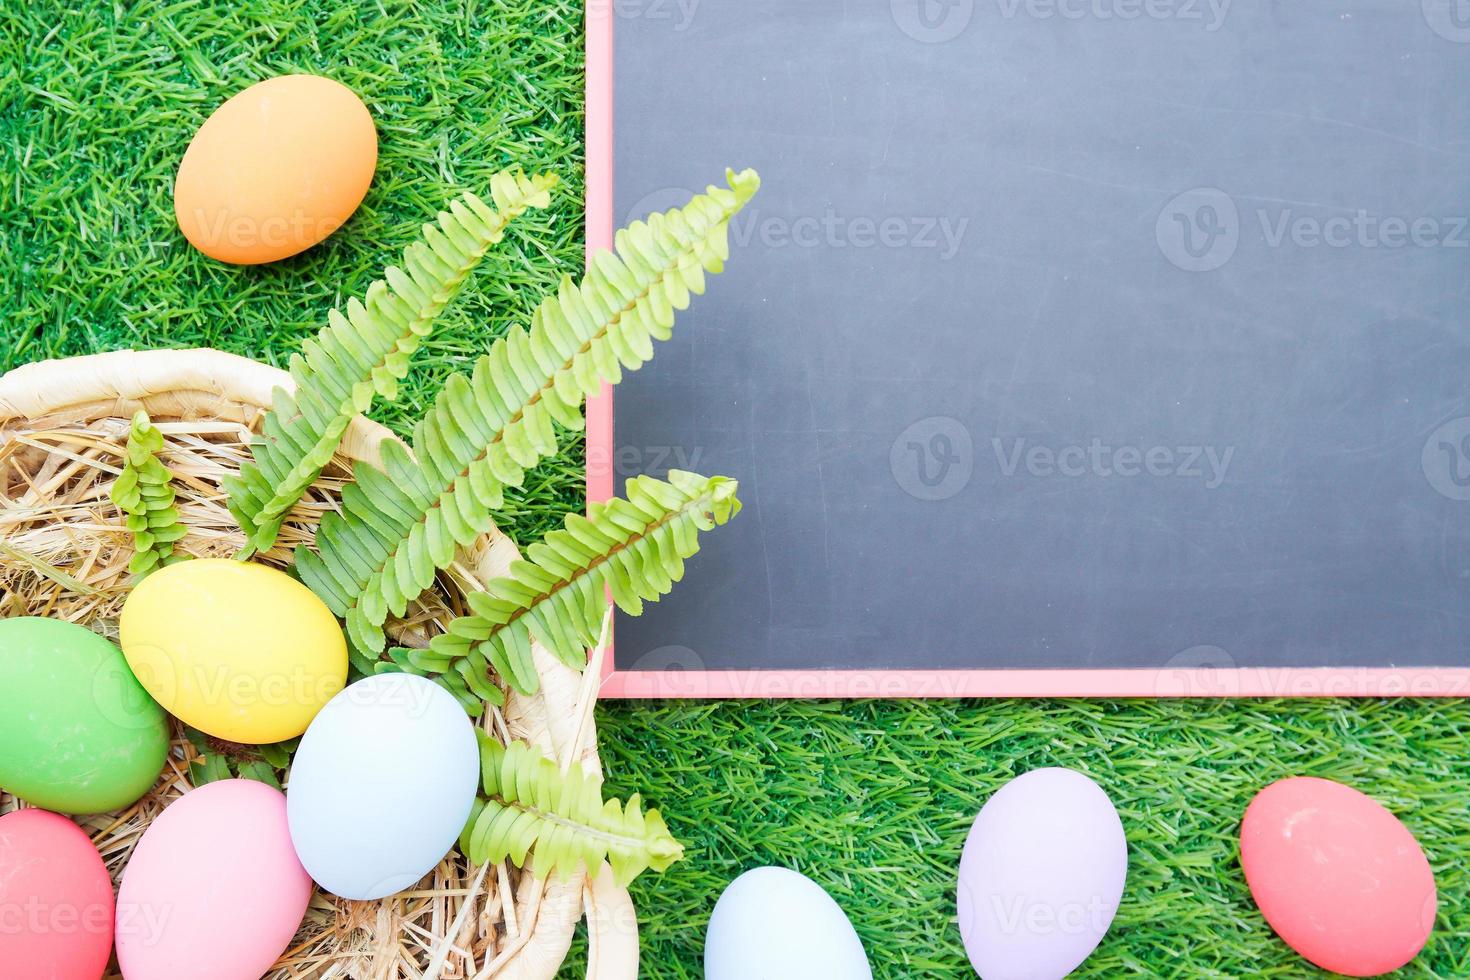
[174,74,376,264]
[116,779,311,980]
[287,673,478,900]
[1241,776,1435,977]
[704,867,872,980]
[0,808,114,980]
[0,617,169,813]
[957,768,1127,980]
[119,559,347,744]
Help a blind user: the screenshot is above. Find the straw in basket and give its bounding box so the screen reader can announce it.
[0,347,640,980]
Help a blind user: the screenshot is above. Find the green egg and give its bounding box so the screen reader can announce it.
[0,617,169,814]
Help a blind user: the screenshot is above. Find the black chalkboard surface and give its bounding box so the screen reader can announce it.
[603,0,1470,692]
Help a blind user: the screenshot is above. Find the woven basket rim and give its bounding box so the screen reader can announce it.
[0,347,638,980]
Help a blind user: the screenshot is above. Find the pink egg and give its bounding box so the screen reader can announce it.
[1241,777,1436,977]
[0,808,114,980]
[116,780,312,980]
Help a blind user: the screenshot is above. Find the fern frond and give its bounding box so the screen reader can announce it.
[400,470,739,697]
[297,168,761,656]
[183,726,296,790]
[459,733,684,887]
[225,170,558,555]
[110,410,189,577]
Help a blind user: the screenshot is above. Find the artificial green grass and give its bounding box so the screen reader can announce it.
[601,699,1470,978]
[5,3,1470,978]
[1,0,588,544]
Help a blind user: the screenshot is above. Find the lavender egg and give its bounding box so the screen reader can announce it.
[957,768,1127,979]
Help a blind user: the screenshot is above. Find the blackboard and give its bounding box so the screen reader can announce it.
[598,0,1470,695]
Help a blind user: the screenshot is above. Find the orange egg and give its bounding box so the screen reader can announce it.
[174,75,376,264]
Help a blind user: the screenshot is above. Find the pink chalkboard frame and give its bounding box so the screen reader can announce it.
[583,6,1470,699]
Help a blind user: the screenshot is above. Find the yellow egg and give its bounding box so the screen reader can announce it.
[174,74,376,264]
[120,559,347,744]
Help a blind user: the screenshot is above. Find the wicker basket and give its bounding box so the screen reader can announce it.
[0,348,639,980]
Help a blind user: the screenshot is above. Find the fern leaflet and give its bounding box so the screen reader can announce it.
[400,470,739,697]
[110,410,189,576]
[459,734,683,887]
[184,726,296,790]
[225,170,557,555]
[296,168,760,656]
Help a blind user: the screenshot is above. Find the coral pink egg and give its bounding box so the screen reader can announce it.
[116,780,312,980]
[0,808,115,980]
[1241,777,1436,977]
